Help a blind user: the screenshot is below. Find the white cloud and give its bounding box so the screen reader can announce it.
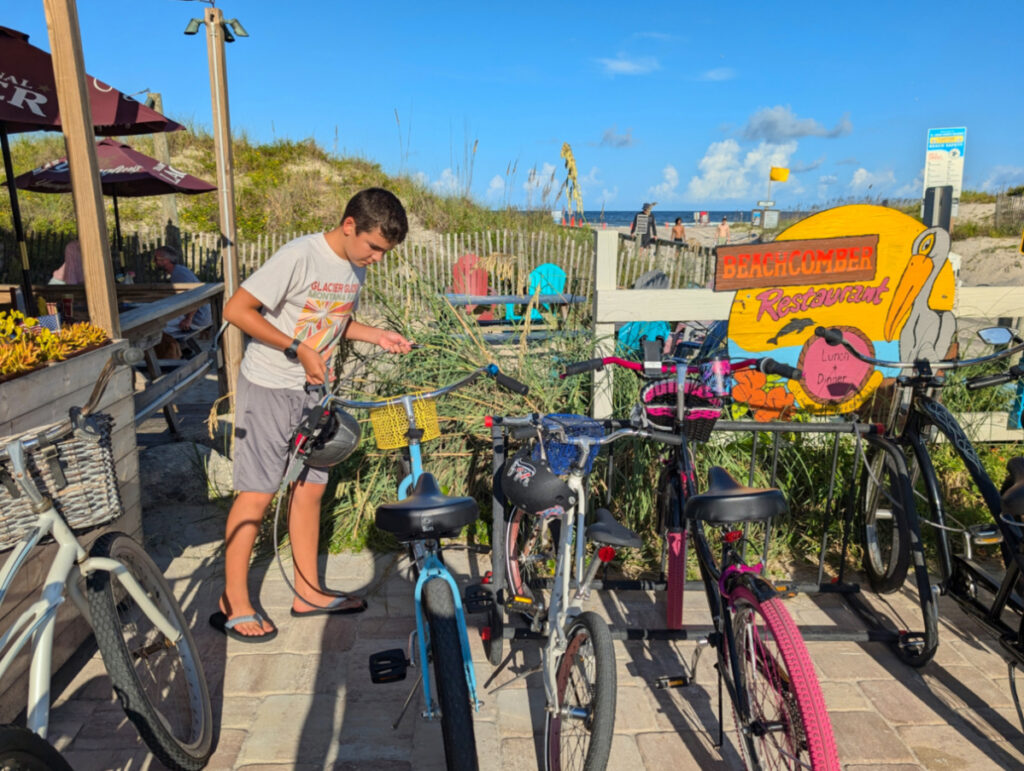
[699,67,736,81]
[817,174,838,200]
[980,165,1024,191]
[600,187,619,206]
[684,139,797,201]
[597,55,659,75]
[742,106,851,142]
[523,162,557,195]
[649,165,680,201]
[580,166,601,187]
[413,171,429,187]
[896,171,924,198]
[485,174,504,202]
[849,167,896,192]
[598,126,634,148]
[431,168,460,195]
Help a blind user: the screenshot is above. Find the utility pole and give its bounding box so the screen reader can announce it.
[43,0,119,336]
[186,7,245,403]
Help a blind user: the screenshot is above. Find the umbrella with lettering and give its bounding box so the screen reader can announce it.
[14,138,215,261]
[0,25,183,304]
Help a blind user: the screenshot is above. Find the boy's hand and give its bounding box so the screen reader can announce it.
[298,342,327,384]
[377,330,413,354]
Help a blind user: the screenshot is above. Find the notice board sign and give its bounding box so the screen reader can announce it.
[923,127,966,216]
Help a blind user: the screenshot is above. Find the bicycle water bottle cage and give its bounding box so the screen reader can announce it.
[374,473,478,541]
[683,467,787,524]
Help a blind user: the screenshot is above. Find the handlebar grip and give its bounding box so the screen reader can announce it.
[759,358,801,380]
[966,372,1013,391]
[304,383,328,396]
[509,425,537,440]
[561,358,606,378]
[494,370,529,395]
[647,429,683,446]
[815,326,844,346]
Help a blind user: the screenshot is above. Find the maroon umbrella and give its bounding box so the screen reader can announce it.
[14,138,216,261]
[0,25,183,305]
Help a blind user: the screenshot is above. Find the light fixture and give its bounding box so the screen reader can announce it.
[221,24,235,43]
[225,19,249,37]
[183,18,202,35]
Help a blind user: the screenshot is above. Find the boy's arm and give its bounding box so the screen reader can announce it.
[224,287,327,383]
[343,319,413,354]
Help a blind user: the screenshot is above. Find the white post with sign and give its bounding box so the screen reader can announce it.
[922,127,966,216]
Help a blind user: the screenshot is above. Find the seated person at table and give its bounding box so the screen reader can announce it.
[154,245,212,337]
[49,240,84,285]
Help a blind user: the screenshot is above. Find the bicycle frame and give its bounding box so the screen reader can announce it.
[0,452,180,738]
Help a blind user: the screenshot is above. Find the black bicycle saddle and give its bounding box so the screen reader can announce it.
[375,473,478,541]
[684,466,787,524]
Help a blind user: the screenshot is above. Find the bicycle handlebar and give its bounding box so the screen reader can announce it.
[814,326,1024,372]
[966,365,1024,391]
[561,355,801,382]
[488,414,683,449]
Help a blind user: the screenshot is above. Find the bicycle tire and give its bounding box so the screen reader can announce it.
[0,725,73,771]
[544,611,616,771]
[859,448,912,593]
[423,578,479,771]
[729,587,839,771]
[506,507,556,609]
[86,532,213,771]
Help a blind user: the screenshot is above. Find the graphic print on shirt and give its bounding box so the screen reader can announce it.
[293,280,360,351]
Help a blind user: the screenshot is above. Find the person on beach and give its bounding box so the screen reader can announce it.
[210,187,413,642]
[671,217,686,245]
[630,202,657,254]
[717,216,731,245]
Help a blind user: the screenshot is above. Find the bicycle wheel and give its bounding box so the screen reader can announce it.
[423,577,478,771]
[86,532,213,771]
[859,448,912,593]
[0,725,73,771]
[545,611,616,771]
[506,507,556,607]
[729,586,839,771]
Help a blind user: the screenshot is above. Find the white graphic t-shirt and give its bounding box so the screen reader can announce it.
[239,233,366,390]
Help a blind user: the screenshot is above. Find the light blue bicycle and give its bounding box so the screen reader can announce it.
[288,363,528,771]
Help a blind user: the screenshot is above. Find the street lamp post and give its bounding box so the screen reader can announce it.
[184,7,248,403]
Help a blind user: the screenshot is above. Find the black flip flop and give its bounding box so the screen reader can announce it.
[209,611,278,642]
[290,595,368,617]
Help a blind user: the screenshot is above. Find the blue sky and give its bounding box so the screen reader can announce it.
[7,1,1023,211]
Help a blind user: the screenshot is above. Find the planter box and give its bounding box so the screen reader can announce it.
[0,340,141,720]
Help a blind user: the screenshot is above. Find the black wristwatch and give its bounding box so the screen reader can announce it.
[283,338,302,361]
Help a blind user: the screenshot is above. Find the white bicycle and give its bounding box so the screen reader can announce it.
[0,348,213,770]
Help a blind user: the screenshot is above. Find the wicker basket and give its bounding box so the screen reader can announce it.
[641,378,722,442]
[0,413,123,552]
[368,398,440,450]
[531,414,605,475]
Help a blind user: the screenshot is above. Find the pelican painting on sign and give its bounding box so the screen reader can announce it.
[714,204,957,416]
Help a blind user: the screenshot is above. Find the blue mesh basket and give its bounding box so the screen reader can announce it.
[532,413,605,475]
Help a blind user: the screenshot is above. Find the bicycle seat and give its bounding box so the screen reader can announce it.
[684,466,787,523]
[585,507,642,549]
[375,473,479,541]
[1001,456,1024,519]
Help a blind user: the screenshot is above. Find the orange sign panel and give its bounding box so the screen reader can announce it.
[715,235,879,291]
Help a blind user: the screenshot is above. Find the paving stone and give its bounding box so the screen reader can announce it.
[804,641,896,681]
[223,652,349,695]
[898,723,1024,769]
[820,680,871,711]
[859,678,949,724]
[60,748,155,771]
[495,686,547,737]
[237,693,345,765]
[206,727,246,770]
[635,729,744,769]
[831,711,916,764]
[611,686,660,732]
[500,736,545,770]
[921,665,1012,710]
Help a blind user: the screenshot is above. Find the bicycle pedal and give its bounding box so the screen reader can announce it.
[463,584,494,614]
[969,524,1003,547]
[369,649,409,683]
[506,594,541,613]
[654,674,690,689]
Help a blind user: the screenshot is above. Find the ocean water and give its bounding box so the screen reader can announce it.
[578,210,753,227]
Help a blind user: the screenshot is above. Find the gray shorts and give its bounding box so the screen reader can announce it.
[233,373,329,493]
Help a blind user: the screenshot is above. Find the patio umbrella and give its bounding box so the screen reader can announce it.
[0,25,183,306]
[14,138,216,267]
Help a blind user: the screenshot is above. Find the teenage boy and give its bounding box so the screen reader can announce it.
[210,187,412,641]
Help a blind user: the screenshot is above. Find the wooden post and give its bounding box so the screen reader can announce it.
[203,7,242,403]
[145,93,180,245]
[42,0,119,337]
[592,229,617,419]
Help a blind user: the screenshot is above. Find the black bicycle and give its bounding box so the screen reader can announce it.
[816,324,1024,726]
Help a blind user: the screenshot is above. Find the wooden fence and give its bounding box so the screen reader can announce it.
[995,194,1024,230]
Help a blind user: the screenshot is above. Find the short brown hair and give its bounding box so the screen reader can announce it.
[341,188,408,244]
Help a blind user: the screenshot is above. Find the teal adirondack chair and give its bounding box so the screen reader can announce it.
[506,263,567,322]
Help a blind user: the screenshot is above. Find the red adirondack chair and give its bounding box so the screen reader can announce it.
[451,253,494,321]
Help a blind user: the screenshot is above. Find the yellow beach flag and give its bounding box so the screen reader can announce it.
[770,166,790,182]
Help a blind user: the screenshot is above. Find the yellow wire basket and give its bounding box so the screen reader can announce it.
[369,397,441,449]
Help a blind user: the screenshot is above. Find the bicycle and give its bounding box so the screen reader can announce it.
[816,323,1024,726]
[487,411,679,771]
[0,347,213,770]
[281,362,528,771]
[558,344,840,769]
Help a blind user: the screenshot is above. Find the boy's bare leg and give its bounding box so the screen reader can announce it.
[288,479,364,612]
[221,490,276,636]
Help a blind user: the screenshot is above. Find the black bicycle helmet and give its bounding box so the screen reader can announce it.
[302,408,362,468]
[502,447,576,516]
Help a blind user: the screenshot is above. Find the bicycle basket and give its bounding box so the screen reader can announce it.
[640,378,722,442]
[368,397,440,450]
[532,414,605,475]
[0,413,123,552]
